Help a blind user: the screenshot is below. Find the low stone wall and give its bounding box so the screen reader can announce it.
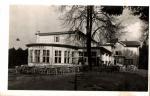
[15,65,81,75]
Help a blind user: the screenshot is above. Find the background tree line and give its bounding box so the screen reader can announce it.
[9,48,28,68]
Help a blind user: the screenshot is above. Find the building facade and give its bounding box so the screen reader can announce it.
[26,30,112,66]
[113,41,140,67]
[26,31,140,67]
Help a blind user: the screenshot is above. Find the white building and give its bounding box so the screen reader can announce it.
[26,30,140,67]
[113,41,140,67]
[26,30,112,66]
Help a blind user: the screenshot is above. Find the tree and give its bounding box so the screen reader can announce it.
[129,6,149,69]
[130,6,149,22]
[9,48,28,68]
[129,6,149,43]
[59,6,123,70]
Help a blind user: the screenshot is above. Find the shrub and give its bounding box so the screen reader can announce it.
[15,65,81,75]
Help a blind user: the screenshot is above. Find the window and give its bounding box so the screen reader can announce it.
[64,51,70,63]
[43,50,50,63]
[115,51,121,55]
[78,51,84,63]
[91,52,96,57]
[29,50,33,63]
[84,52,87,57]
[91,52,97,65]
[129,59,133,65]
[35,50,40,63]
[54,36,60,42]
[126,59,133,65]
[72,51,76,64]
[55,50,61,63]
[79,51,83,57]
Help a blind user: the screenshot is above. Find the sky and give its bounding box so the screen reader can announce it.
[9,5,144,49]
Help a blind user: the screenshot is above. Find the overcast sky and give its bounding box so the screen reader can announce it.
[9,5,144,49]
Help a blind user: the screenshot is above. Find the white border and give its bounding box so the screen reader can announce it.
[0,0,149,96]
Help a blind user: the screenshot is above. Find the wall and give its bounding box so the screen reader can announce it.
[123,47,139,66]
[36,33,97,47]
[113,42,139,66]
[28,46,78,66]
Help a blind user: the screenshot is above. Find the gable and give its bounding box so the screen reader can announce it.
[114,42,125,51]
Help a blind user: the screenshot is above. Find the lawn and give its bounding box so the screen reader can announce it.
[8,70,148,91]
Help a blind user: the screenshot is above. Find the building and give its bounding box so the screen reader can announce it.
[26,30,112,66]
[113,41,141,67]
[26,30,140,67]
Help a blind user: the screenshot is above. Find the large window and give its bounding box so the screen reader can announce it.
[54,36,60,42]
[43,50,50,63]
[29,50,33,63]
[79,51,84,62]
[78,51,87,63]
[55,50,61,63]
[35,50,40,63]
[64,51,70,63]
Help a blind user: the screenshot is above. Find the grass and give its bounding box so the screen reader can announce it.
[8,70,148,91]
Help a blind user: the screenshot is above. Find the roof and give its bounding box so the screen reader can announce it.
[120,41,141,47]
[26,43,79,49]
[101,43,114,47]
[26,43,111,53]
[36,31,75,36]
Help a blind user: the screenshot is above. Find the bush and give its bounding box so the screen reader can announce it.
[99,65,120,72]
[15,65,81,75]
[126,65,137,72]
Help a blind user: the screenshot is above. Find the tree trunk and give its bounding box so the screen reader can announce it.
[86,6,93,70]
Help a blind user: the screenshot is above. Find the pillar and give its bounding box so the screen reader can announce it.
[61,50,64,64]
[40,49,43,64]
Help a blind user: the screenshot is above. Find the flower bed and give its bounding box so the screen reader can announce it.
[15,65,81,75]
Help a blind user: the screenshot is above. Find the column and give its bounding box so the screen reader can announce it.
[32,49,35,63]
[40,49,43,64]
[104,53,106,64]
[28,49,30,64]
[61,50,64,64]
[75,51,79,64]
[69,51,72,64]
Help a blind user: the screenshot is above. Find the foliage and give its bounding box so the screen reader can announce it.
[15,65,80,74]
[129,6,149,44]
[9,48,28,68]
[130,6,149,22]
[59,6,124,69]
[59,6,124,43]
[139,42,148,70]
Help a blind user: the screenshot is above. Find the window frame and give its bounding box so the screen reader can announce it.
[64,51,70,63]
[55,50,61,63]
[43,50,50,63]
[29,50,33,63]
[54,36,60,42]
[35,50,40,63]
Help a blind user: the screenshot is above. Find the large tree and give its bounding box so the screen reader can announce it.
[129,6,149,69]
[60,6,123,70]
[129,6,149,43]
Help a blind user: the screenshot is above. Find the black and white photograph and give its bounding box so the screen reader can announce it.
[8,5,148,91]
